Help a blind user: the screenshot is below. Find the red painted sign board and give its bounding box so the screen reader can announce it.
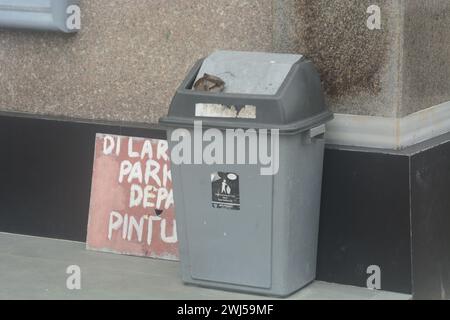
[86,134,178,260]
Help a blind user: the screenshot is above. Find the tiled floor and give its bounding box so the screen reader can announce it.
[0,233,411,300]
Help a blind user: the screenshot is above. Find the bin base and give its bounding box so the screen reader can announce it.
[181,277,315,298]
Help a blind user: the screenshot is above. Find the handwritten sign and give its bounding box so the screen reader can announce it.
[86,134,178,260]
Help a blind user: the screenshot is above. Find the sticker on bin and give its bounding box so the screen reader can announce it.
[196,103,256,119]
[211,172,240,210]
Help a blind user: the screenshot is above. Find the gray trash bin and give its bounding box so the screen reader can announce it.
[160,50,333,297]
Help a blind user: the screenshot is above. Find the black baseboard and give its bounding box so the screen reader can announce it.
[318,136,450,298]
[0,112,165,242]
[317,148,412,294]
[0,112,449,299]
[410,140,450,300]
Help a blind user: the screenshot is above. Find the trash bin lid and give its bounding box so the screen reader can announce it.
[194,51,303,95]
[160,50,333,134]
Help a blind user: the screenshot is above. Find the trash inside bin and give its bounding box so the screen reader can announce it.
[160,50,333,297]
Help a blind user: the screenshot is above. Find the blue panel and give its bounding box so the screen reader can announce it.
[0,0,80,32]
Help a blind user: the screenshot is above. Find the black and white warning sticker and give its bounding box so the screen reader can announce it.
[211,172,240,210]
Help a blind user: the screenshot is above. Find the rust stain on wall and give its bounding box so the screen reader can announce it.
[292,0,390,98]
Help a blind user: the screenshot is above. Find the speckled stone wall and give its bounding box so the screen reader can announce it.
[273,0,450,118]
[401,0,450,116]
[0,0,273,123]
[274,0,404,117]
[0,0,449,122]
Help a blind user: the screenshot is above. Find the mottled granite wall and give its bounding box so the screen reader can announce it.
[0,0,449,122]
[0,0,272,123]
[274,0,450,118]
[274,0,404,117]
[401,0,450,116]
